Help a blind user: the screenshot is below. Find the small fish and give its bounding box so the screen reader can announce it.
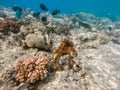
[108,27,112,31]
[11,5,22,18]
[40,3,48,11]
[40,16,47,22]
[16,10,22,18]
[51,9,60,15]
[32,12,40,18]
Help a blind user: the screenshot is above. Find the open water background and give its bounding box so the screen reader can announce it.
[0,0,120,20]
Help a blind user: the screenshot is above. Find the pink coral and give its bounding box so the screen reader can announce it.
[15,54,49,83]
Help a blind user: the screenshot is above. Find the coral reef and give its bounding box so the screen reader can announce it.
[0,6,16,19]
[19,20,48,36]
[2,69,20,86]
[0,11,7,18]
[70,15,91,31]
[15,54,50,83]
[73,12,113,31]
[74,32,110,50]
[0,18,20,34]
[79,32,97,42]
[47,23,70,35]
[0,6,120,90]
[46,17,70,35]
[53,39,78,71]
[20,24,34,35]
[112,37,120,44]
[114,21,120,29]
[110,29,120,37]
[77,32,99,50]
[97,33,110,44]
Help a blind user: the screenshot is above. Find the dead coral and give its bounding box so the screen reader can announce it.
[0,18,20,34]
[97,33,110,44]
[20,25,34,35]
[78,32,110,50]
[15,54,50,84]
[80,41,99,50]
[2,68,20,86]
[20,20,47,36]
[53,39,78,71]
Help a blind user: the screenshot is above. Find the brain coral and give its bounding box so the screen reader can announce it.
[15,54,49,83]
[25,31,51,50]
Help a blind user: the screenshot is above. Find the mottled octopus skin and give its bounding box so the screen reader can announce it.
[53,39,78,71]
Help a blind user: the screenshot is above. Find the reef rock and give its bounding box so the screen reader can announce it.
[0,18,20,34]
[73,12,113,30]
[112,37,120,44]
[20,20,48,35]
[25,31,51,50]
[20,25,34,35]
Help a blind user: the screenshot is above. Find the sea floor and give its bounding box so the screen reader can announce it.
[0,31,120,90]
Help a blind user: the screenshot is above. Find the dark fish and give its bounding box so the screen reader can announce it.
[40,4,48,11]
[41,16,47,22]
[108,27,112,31]
[51,9,60,15]
[32,12,40,18]
[12,5,22,12]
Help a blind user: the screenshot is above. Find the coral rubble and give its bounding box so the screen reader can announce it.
[15,54,50,83]
[3,69,20,86]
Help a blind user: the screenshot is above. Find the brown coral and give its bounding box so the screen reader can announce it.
[53,39,78,71]
[15,54,49,83]
[0,18,20,34]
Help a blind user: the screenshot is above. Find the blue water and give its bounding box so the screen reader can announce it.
[0,0,120,17]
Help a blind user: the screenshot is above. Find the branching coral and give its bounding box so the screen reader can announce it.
[15,54,49,83]
[53,39,78,71]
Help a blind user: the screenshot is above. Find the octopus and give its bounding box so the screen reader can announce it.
[53,39,78,71]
